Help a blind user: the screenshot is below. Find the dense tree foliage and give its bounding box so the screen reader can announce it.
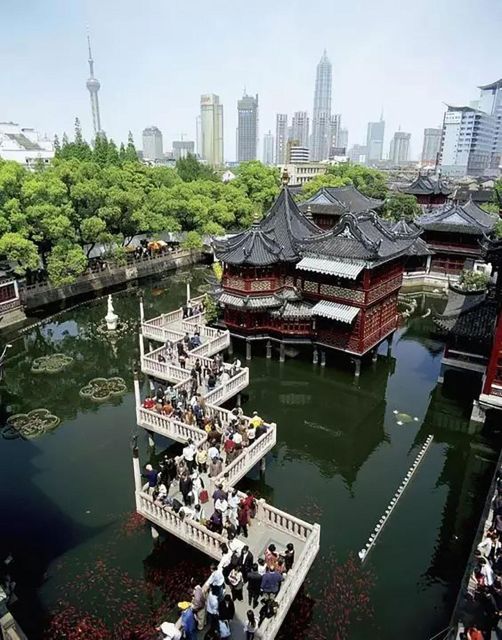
[381,192,422,222]
[233,161,280,213]
[299,163,388,201]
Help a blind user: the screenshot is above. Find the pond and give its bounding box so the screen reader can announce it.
[0,272,498,639]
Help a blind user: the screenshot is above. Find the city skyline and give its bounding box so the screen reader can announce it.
[2,0,502,161]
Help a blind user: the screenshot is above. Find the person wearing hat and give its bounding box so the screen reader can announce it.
[142,464,158,495]
[249,411,263,429]
[157,621,181,640]
[178,601,198,640]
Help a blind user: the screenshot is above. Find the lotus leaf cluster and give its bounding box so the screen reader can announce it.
[31,353,74,374]
[79,377,127,403]
[1,409,61,440]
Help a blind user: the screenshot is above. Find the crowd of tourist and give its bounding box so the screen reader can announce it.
[155,520,296,639]
[462,471,502,639]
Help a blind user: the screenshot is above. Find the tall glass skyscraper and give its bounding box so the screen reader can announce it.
[366,116,385,164]
[200,94,224,166]
[311,51,332,161]
[237,93,258,162]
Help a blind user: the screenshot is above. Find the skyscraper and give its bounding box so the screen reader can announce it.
[366,115,385,164]
[330,114,341,150]
[421,128,442,165]
[200,94,224,166]
[439,79,502,177]
[86,35,103,138]
[237,93,258,162]
[291,111,309,148]
[173,140,195,161]
[275,114,288,164]
[142,126,163,161]
[311,50,332,161]
[338,127,349,151]
[389,131,411,165]
[262,131,274,165]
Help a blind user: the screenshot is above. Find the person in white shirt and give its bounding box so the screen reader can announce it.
[183,439,197,473]
[205,586,220,628]
[479,557,494,586]
[191,472,204,506]
[257,558,266,576]
[207,564,225,600]
[246,424,256,443]
[227,488,239,523]
[215,497,228,514]
[208,445,219,460]
[158,621,182,639]
[232,431,243,446]
[220,370,230,385]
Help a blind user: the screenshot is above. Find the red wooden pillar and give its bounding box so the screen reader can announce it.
[483,309,502,395]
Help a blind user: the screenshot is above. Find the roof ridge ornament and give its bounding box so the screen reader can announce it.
[281,167,290,187]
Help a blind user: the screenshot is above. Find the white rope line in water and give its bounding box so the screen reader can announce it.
[358,434,434,562]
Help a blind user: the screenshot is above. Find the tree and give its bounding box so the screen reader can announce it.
[53,134,61,153]
[382,192,421,221]
[182,231,203,249]
[299,174,350,200]
[176,154,217,182]
[0,233,39,274]
[458,269,490,292]
[124,131,139,163]
[46,243,88,286]
[325,163,388,199]
[233,161,280,212]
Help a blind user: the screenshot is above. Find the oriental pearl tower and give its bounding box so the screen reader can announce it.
[86,34,104,137]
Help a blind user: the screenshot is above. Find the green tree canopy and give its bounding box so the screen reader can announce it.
[300,163,388,201]
[382,192,422,222]
[233,161,280,212]
[176,154,218,182]
[46,243,88,286]
[0,233,39,274]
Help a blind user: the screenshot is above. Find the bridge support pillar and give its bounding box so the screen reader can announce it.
[387,335,393,357]
[132,439,141,511]
[246,340,252,361]
[236,393,241,408]
[266,340,272,359]
[372,348,378,365]
[139,331,145,360]
[320,350,326,367]
[260,457,266,474]
[353,357,361,379]
[139,295,145,323]
[313,346,319,365]
[227,338,234,357]
[151,525,160,544]
[279,342,285,363]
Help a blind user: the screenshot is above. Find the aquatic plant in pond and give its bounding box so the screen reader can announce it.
[79,377,127,403]
[1,408,61,440]
[31,353,73,374]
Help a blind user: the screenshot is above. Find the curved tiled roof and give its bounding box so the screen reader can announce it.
[299,212,427,265]
[401,174,452,197]
[433,287,497,343]
[299,185,383,216]
[417,199,497,235]
[213,187,320,265]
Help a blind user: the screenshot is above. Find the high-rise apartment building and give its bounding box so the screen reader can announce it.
[366,116,385,164]
[291,111,310,148]
[200,94,224,166]
[337,128,348,151]
[237,93,258,162]
[195,116,202,157]
[439,79,502,177]
[421,128,442,166]
[389,131,411,165]
[172,140,195,161]
[330,114,341,150]
[142,126,163,161]
[275,114,288,164]
[262,131,274,165]
[311,50,332,161]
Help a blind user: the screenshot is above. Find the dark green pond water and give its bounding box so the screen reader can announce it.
[0,271,498,640]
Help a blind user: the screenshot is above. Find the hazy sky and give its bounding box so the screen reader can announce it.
[2,0,501,161]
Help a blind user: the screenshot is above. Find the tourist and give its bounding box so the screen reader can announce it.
[265,544,278,570]
[249,411,263,429]
[218,543,233,580]
[260,566,283,598]
[246,564,262,608]
[227,488,240,524]
[205,585,220,629]
[183,438,197,473]
[143,395,155,410]
[284,543,295,572]
[466,625,484,640]
[239,545,254,581]
[209,456,223,478]
[241,491,257,518]
[258,597,277,627]
[179,602,198,640]
[162,399,174,416]
[215,495,229,515]
[196,447,208,474]
[157,621,182,640]
[208,443,220,461]
[142,464,158,494]
[208,510,223,534]
[207,563,225,600]
[479,557,495,586]
[257,558,266,576]
[218,593,235,623]
[179,472,193,506]
[243,610,257,639]
[191,472,205,505]
[237,503,250,538]
[228,566,244,601]
[192,503,206,524]
[191,583,206,631]
[207,372,217,391]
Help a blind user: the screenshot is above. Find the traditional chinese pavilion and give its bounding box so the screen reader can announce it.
[416,199,497,275]
[298,186,383,230]
[401,174,452,207]
[213,179,427,372]
[433,238,502,426]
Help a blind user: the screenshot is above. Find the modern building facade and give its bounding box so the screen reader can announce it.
[291,111,310,149]
[366,117,385,164]
[348,144,367,164]
[439,78,502,177]
[0,122,54,167]
[311,51,332,161]
[262,131,274,165]
[421,128,442,166]
[85,35,104,138]
[275,114,288,165]
[278,162,327,186]
[200,94,224,166]
[330,114,342,150]
[337,128,349,151]
[237,93,258,162]
[142,126,163,161]
[389,131,411,165]
[172,140,195,161]
[288,145,310,163]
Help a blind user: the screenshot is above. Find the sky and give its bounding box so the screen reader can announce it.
[2,0,502,162]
